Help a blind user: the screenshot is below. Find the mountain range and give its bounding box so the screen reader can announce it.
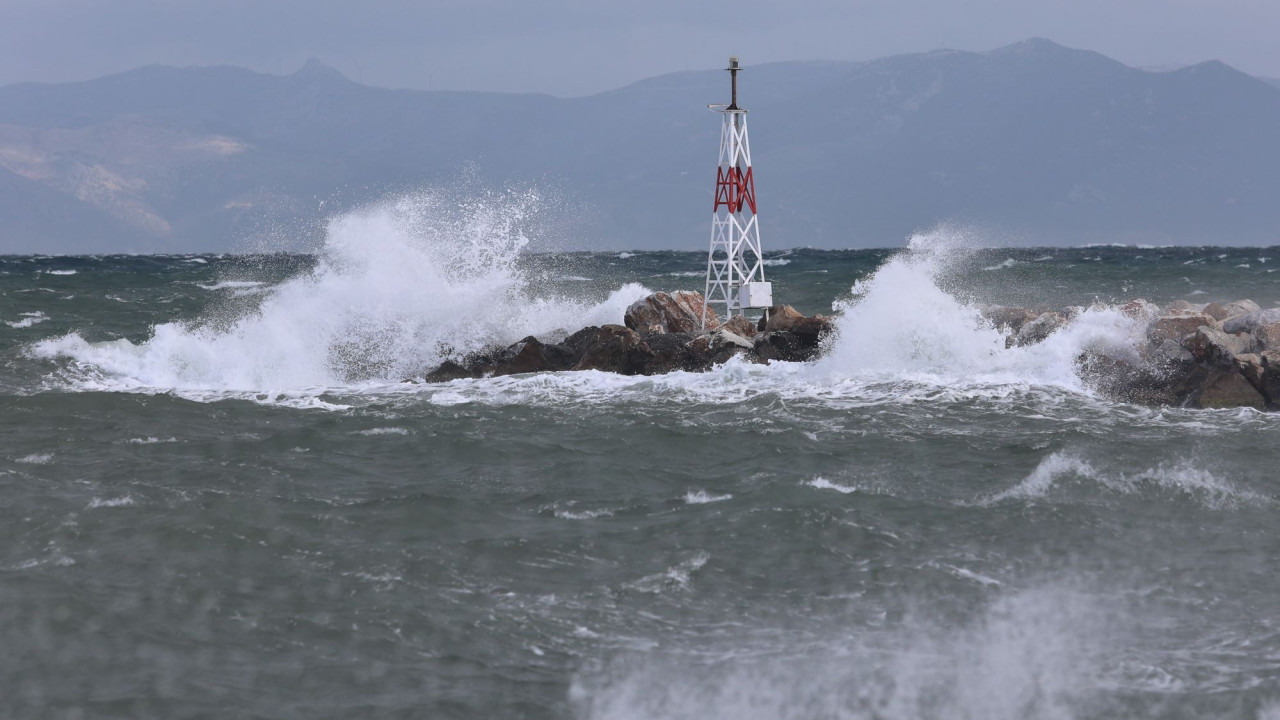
[1,38,1278,253]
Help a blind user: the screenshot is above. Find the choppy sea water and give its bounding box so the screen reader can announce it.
[3,197,1280,719]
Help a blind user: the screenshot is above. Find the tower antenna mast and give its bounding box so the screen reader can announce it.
[703,55,771,329]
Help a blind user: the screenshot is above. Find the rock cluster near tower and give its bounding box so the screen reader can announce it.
[981,298,1280,410]
[422,290,832,381]
[1071,299,1280,410]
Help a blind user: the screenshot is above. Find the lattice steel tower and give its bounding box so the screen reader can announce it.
[703,56,772,329]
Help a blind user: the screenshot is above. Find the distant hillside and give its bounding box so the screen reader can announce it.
[2,40,1279,252]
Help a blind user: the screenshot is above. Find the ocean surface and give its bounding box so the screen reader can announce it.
[3,198,1280,719]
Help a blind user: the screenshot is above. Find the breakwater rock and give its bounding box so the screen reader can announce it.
[423,291,833,381]
[981,299,1280,410]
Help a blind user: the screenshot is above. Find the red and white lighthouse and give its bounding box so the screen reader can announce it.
[703,55,771,329]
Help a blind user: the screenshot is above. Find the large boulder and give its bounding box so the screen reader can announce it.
[1202,302,1231,321]
[981,305,1041,334]
[1236,353,1267,394]
[638,332,695,374]
[1120,299,1161,321]
[711,329,755,351]
[1256,323,1280,351]
[1260,350,1280,405]
[1146,313,1215,345]
[1191,369,1267,410]
[787,316,834,347]
[489,337,562,376]
[1221,299,1262,321]
[572,324,653,374]
[624,291,719,334]
[719,315,757,338]
[1184,326,1258,365]
[1014,311,1066,347]
[753,304,833,352]
[424,359,478,383]
[684,334,715,368]
[1079,346,1206,407]
[757,304,806,333]
[1223,308,1280,334]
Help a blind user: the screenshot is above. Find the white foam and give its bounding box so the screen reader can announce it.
[805,477,859,494]
[352,427,411,436]
[555,508,615,520]
[15,454,52,464]
[124,436,178,445]
[684,490,732,504]
[624,551,710,593]
[87,496,135,509]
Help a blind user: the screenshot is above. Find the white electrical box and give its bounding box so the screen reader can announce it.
[739,281,773,309]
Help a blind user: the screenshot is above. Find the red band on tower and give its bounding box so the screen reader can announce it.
[713,166,757,214]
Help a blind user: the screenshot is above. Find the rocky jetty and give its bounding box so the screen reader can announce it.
[424,290,833,381]
[421,288,1280,411]
[983,299,1280,410]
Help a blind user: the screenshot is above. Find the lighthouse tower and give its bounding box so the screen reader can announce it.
[703,56,771,329]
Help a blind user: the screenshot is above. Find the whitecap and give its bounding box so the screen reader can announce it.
[984,451,1269,509]
[352,427,411,436]
[684,490,732,504]
[555,508,615,520]
[5,311,47,329]
[87,496,135,509]
[624,551,709,593]
[985,452,1106,504]
[196,280,266,291]
[805,476,858,494]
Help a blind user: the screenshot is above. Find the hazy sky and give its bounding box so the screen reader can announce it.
[5,0,1280,95]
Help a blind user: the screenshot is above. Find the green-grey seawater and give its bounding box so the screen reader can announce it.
[3,224,1280,719]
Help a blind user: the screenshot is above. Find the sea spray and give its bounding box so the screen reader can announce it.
[33,190,650,391]
[570,585,1104,720]
[816,228,1144,391]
